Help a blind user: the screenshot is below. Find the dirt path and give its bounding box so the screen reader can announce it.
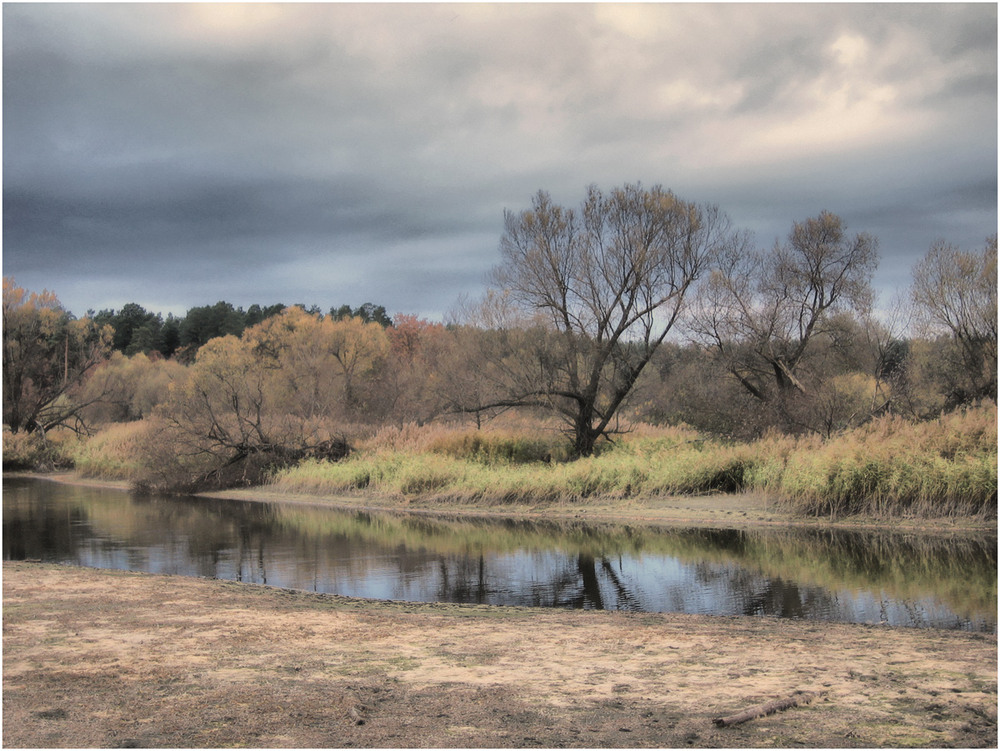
[3,562,996,748]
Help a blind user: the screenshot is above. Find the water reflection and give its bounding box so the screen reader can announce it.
[3,476,995,631]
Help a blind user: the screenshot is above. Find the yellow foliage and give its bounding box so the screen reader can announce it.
[3,277,113,433]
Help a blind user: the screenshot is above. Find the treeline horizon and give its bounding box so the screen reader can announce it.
[51,280,971,360]
[5,232,994,441]
[4,183,996,501]
[85,299,394,361]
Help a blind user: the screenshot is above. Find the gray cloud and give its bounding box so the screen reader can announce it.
[3,3,996,320]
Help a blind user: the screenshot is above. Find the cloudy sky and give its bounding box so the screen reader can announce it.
[4,3,997,320]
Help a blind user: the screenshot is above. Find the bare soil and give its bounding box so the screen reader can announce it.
[4,561,996,748]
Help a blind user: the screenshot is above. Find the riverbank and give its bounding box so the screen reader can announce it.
[56,403,997,521]
[4,561,996,748]
[21,470,999,535]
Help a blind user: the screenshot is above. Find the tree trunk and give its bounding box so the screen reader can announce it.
[713,691,817,727]
[572,414,600,457]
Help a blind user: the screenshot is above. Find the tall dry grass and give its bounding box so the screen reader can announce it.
[2,426,78,470]
[61,404,996,520]
[68,420,154,480]
[272,405,997,519]
[775,404,997,518]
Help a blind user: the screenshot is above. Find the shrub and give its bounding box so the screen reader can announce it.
[2,428,72,471]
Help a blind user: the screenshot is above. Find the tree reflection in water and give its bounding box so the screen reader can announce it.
[3,477,995,631]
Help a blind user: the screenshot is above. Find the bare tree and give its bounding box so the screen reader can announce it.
[856,295,912,417]
[911,235,997,404]
[480,183,731,456]
[689,211,878,430]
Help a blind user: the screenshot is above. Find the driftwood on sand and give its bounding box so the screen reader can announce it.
[713,691,817,727]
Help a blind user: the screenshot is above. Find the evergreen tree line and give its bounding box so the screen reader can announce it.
[90,300,392,360]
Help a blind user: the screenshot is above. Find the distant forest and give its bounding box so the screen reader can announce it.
[90,300,393,361]
[4,185,996,495]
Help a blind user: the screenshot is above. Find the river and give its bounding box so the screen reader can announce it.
[3,476,995,631]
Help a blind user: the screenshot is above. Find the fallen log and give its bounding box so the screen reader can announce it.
[713,691,816,728]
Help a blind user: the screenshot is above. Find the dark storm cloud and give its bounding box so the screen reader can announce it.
[3,3,996,320]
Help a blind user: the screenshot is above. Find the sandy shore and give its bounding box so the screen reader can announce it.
[3,561,996,748]
[26,470,999,534]
[5,473,996,747]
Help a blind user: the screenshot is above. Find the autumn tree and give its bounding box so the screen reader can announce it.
[910,235,997,405]
[244,306,391,418]
[142,306,393,490]
[689,211,878,432]
[243,306,345,421]
[431,324,519,428]
[144,333,332,491]
[2,278,113,434]
[379,315,508,427]
[76,351,188,425]
[145,335,294,489]
[481,183,732,455]
[326,315,391,410]
[380,314,451,423]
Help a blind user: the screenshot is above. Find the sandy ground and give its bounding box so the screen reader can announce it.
[3,561,996,748]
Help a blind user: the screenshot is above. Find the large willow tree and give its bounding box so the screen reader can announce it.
[487,183,733,456]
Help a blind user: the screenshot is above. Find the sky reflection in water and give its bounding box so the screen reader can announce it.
[3,477,995,632]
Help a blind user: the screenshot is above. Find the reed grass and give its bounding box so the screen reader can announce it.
[273,404,997,519]
[68,420,152,480]
[775,404,997,518]
[62,404,996,519]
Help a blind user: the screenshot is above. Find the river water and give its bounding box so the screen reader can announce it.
[3,476,995,631]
